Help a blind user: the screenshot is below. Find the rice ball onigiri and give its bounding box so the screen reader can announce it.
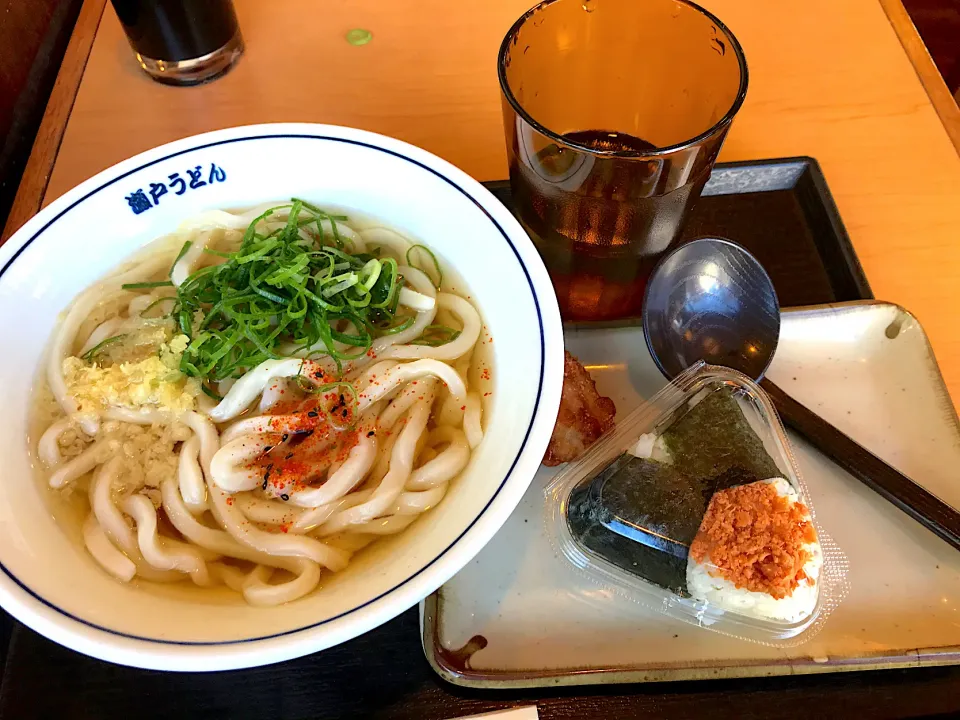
[687,477,822,623]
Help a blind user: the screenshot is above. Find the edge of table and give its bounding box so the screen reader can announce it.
[1,0,106,243]
[3,0,959,245]
[879,0,960,153]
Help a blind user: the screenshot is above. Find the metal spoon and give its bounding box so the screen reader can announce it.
[642,237,960,551]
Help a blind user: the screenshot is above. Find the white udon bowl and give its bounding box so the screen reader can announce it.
[0,124,563,671]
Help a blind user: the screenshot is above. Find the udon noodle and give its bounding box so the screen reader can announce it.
[34,201,485,606]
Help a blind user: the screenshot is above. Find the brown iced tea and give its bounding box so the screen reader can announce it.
[498,0,748,321]
[510,130,712,321]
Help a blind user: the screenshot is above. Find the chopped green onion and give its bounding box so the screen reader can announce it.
[138,296,177,318]
[200,383,224,401]
[122,280,174,290]
[81,334,127,361]
[321,273,359,297]
[360,259,382,291]
[369,258,400,309]
[406,244,443,288]
[409,324,461,347]
[178,309,193,336]
[174,201,424,382]
[378,315,415,335]
[236,238,281,264]
[169,241,193,276]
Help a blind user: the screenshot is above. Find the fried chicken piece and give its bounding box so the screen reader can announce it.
[543,351,617,466]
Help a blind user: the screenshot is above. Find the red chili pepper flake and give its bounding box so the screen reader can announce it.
[280,460,309,478]
[460,405,466,411]
[483,392,492,397]
[280,524,290,533]
[225,497,234,506]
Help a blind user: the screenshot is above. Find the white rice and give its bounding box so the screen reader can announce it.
[686,478,822,623]
[629,432,671,462]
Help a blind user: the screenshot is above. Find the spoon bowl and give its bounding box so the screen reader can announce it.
[642,237,960,553]
[642,237,780,381]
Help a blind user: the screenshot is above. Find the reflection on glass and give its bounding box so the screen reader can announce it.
[498,0,748,321]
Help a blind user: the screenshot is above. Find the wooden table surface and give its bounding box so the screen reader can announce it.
[2,0,960,716]
[7,0,960,409]
[4,0,960,406]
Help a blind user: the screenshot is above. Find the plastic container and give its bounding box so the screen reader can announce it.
[545,363,849,646]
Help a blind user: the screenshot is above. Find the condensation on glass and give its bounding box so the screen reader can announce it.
[498,0,748,321]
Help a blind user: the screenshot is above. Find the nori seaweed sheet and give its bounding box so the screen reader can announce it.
[567,456,700,595]
[661,387,782,488]
[565,386,783,596]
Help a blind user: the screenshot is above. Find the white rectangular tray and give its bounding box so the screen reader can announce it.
[421,301,960,687]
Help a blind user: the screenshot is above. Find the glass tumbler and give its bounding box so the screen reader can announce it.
[112,0,244,86]
[498,0,747,321]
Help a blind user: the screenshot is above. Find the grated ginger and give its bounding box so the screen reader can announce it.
[108,420,191,504]
[56,322,200,506]
[56,418,190,507]
[63,333,199,414]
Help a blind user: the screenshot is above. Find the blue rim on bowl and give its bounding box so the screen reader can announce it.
[0,124,564,670]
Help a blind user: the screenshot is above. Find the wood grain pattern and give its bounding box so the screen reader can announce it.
[0,0,84,226]
[901,0,960,93]
[880,0,960,153]
[0,0,106,242]
[19,0,960,411]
